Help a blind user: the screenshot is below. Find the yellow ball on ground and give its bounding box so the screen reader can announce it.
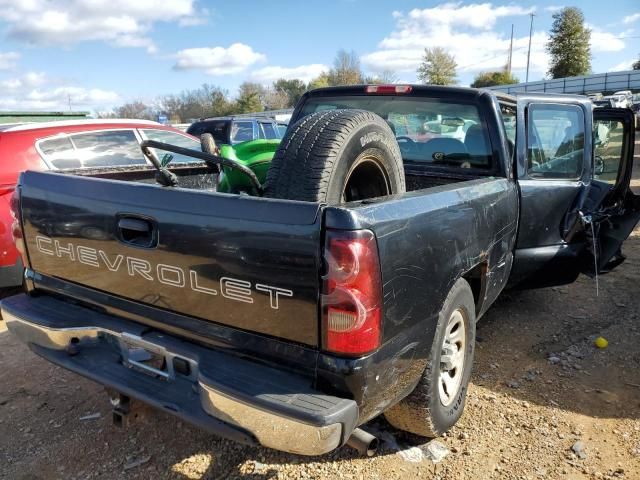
[594,337,608,349]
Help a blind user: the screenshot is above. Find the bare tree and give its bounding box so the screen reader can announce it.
[114,101,155,120]
[328,50,363,86]
[365,69,399,84]
[262,88,289,110]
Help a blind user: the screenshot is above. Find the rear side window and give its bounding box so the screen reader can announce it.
[527,104,585,179]
[259,122,278,139]
[276,123,288,136]
[38,136,77,169]
[38,130,146,169]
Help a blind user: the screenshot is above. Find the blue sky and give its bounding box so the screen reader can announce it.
[0,0,637,112]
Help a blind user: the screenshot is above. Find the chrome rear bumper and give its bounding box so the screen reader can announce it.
[2,294,358,456]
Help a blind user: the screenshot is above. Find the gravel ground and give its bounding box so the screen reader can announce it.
[1,142,639,480]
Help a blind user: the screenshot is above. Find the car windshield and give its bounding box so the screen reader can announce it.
[298,95,493,170]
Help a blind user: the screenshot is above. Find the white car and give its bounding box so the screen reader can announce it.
[606,91,633,108]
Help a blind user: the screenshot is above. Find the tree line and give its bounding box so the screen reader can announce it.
[106,50,397,122]
[107,8,640,121]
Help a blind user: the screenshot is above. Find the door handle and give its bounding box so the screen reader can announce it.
[118,218,151,233]
[117,216,157,248]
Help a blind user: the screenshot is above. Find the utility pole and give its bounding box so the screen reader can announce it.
[67,94,72,112]
[525,13,535,83]
[507,23,514,73]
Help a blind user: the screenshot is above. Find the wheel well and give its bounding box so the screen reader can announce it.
[462,263,487,314]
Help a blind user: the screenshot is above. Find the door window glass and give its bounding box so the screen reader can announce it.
[142,129,201,164]
[593,120,625,184]
[230,121,255,143]
[499,103,516,159]
[527,104,585,179]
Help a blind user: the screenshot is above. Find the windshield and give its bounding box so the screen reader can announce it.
[298,95,493,170]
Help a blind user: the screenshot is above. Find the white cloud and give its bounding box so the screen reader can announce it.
[173,43,266,76]
[608,59,635,72]
[623,12,640,24]
[544,5,565,13]
[250,64,329,84]
[0,0,207,52]
[0,71,120,110]
[590,30,625,52]
[0,71,47,90]
[362,3,548,81]
[0,51,19,70]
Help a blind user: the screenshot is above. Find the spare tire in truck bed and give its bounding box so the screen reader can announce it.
[264,109,405,204]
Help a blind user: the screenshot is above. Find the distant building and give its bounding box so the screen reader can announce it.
[0,111,91,124]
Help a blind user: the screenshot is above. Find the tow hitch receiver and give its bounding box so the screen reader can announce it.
[109,391,130,428]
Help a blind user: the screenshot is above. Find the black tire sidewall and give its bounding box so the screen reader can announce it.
[325,122,403,204]
[426,279,476,433]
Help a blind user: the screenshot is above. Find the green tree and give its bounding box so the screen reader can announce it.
[327,49,363,86]
[417,47,457,85]
[471,70,520,88]
[633,54,640,70]
[273,78,307,107]
[308,72,331,90]
[235,82,265,114]
[547,7,592,79]
[158,84,233,122]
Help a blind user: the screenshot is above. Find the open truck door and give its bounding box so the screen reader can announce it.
[582,107,639,274]
[510,96,638,288]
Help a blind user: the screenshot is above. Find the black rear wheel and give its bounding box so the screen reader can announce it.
[384,278,476,437]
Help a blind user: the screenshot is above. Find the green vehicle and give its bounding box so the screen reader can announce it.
[217,139,281,193]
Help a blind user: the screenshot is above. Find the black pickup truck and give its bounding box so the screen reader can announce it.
[3,85,638,456]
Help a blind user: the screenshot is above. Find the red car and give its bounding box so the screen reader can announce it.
[0,119,201,288]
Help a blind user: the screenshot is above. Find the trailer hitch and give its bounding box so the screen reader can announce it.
[109,391,131,428]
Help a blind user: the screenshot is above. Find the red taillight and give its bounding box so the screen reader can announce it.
[9,188,25,258]
[322,230,382,356]
[365,85,412,95]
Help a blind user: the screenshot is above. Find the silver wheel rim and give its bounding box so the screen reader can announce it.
[438,308,467,407]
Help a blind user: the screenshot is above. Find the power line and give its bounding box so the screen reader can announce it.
[526,13,536,83]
